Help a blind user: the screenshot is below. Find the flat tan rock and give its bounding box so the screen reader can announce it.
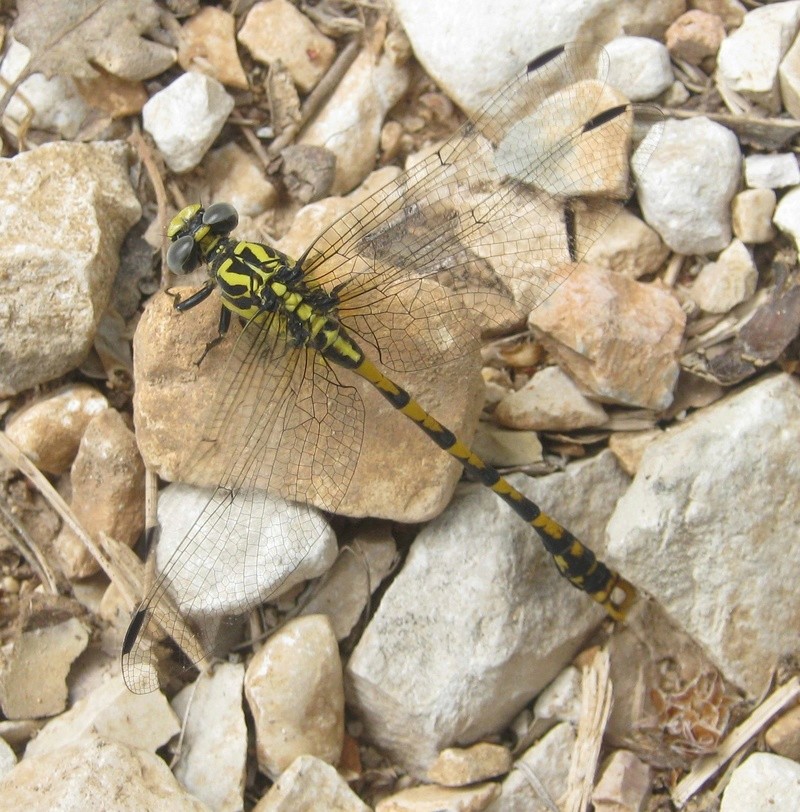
[529,263,685,410]
[5,385,108,475]
[179,6,248,90]
[55,409,145,578]
[0,617,89,720]
[245,615,344,778]
[238,0,335,94]
[427,742,512,786]
[133,289,483,524]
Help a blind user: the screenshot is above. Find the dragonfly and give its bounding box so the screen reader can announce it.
[122,42,664,693]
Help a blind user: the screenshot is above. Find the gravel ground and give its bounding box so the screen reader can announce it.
[1,1,800,810]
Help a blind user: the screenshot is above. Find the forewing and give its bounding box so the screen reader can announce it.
[184,314,363,507]
[300,42,663,372]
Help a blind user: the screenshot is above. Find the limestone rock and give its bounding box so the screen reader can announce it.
[245,615,344,777]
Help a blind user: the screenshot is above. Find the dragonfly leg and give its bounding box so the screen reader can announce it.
[194,307,232,367]
[169,280,215,312]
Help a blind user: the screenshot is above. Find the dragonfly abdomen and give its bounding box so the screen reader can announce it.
[352,355,634,619]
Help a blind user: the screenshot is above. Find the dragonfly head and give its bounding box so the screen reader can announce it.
[166,202,240,274]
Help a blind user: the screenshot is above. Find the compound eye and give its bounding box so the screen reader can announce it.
[203,202,238,235]
[167,235,199,273]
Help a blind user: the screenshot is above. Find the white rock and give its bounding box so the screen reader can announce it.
[691,239,757,314]
[605,375,800,698]
[720,752,800,812]
[300,524,397,640]
[636,116,741,254]
[779,30,800,118]
[533,666,582,725]
[732,188,776,244]
[0,142,141,396]
[0,737,210,812]
[716,1,800,112]
[391,0,683,116]
[494,365,608,432]
[300,47,410,193]
[605,36,674,101]
[744,153,800,189]
[254,754,370,811]
[143,72,234,173]
[155,483,337,616]
[25,675,180,759]
[172,664,247,812]
[0,39,90,139]
[245,615,344,778]
[773,184,800,252]
[0,737,17,780]
[346,454,629,776]
[0,618,89,720]
[485,722,575,812]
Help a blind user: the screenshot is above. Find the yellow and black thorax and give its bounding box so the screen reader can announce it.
[166,202,363,369]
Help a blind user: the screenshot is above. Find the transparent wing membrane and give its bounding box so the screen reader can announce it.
[123,41,664,692]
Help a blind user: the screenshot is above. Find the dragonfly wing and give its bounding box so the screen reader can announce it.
[299,42,663,372]
[185,313,363,508]
[121,489,333,693]
[123,315,364,692]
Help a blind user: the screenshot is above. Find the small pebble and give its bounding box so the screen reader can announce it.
[5,385,108,475]
[744,153,800,189]
[427,742,512,786]
[178,6,248,89]
[732,188,777,244]
[765,704,800,761]
[665,10,726,65]
[605,36,674,101]
[691,239,757,314]
[142,72,234,173]
[238,0,335,93]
